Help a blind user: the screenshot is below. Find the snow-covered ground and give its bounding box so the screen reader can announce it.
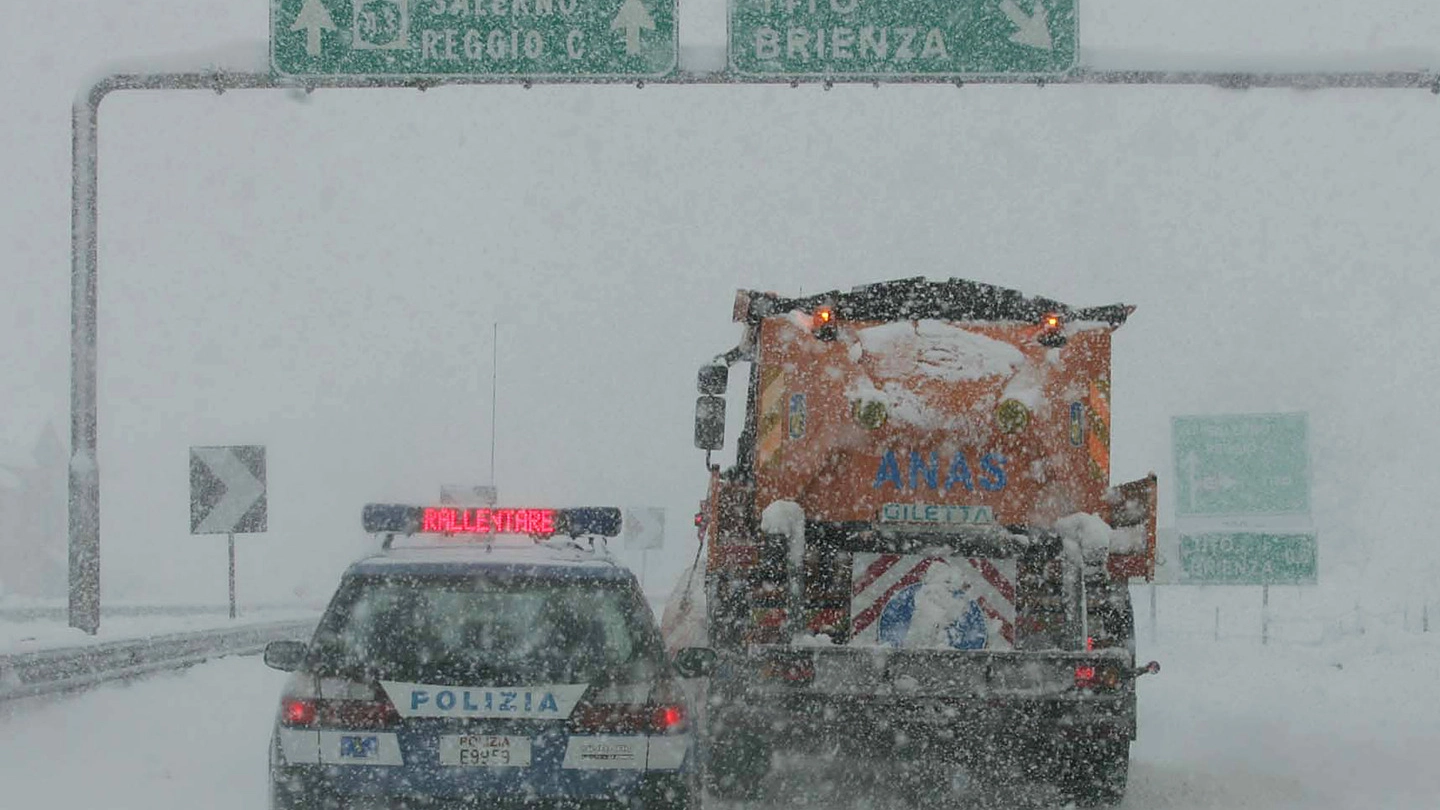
[0,605,322,655]
[2,603,1436,810]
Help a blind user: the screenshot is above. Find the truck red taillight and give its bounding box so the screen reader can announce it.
[1075,664,1122,691]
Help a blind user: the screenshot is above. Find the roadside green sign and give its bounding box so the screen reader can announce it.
[271,0,677,78]
[728,0,1076,78]
[1172,413,1310,518]
[1178,532,1318,586]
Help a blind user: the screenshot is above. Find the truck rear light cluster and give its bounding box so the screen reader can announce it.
[1074,664,1122,691]
[759,652,815,686]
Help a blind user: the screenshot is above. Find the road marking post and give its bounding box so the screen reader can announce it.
[1262,584,1269,645]
[228,533,237,619]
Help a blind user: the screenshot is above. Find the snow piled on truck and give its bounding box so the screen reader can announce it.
[1055,512,1148,561]
[761,499,807,575]
[853,319,1024,382]
[844,376,967,433]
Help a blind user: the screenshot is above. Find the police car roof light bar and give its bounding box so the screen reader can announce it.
[362,504,622,539]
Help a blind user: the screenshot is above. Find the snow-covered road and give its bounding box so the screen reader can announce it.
[2,627,1436,810]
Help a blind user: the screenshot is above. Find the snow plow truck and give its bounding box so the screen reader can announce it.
[664,277,1160,807]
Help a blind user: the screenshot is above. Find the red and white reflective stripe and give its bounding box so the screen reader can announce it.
[849,556,942,636]
[849,554,1017,648]
[962,558,1017,645]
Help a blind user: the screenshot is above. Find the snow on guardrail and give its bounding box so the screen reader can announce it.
[0,618,316,702]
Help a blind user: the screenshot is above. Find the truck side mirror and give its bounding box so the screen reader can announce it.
[697,364,728,395]
[694,396,726,450]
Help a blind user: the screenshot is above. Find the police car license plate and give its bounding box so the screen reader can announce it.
[440,735,532,767]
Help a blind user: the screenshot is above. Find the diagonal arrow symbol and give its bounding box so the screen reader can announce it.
[194,448,266,534]
[999,0,1053,51]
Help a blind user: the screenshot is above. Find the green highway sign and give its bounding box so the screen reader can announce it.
[271,0,677,78]
[728,0,1076,78]
[1178,532,1318,586]
[1172,412,1310,518]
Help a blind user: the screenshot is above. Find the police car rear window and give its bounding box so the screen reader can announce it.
[309,575,663,684]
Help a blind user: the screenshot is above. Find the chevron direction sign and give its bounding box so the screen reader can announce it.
[190,446,268,535]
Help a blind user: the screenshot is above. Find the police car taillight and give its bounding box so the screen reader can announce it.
[318,696,402,730]
[646,680,689,735]
[650,704,686,735]
[280,675,400,729]
[281,697,317,727]
[279,672,320,728]
[570,682,689,736]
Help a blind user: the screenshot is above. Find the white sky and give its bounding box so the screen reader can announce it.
[3,0,1440,607]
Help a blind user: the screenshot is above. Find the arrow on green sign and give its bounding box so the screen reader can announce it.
[998,0,1050,50]
[292,0,338,57]
[611,0,656,56]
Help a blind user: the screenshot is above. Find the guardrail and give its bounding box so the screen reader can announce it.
[0,618,316,702]
[0,603,327,623]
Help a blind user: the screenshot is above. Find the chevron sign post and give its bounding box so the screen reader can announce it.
[190,445,268,619]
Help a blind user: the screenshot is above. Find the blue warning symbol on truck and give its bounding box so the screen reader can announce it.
[877,583,988,650]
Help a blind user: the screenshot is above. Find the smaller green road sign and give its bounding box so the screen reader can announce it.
[1173,412,1310,518]
[272,0,677,78]
[728,0,1076,78]
[1178,532,1317,586]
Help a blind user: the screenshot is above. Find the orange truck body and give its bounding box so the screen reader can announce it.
[684,279,1158,802]
[705,281,1155,590]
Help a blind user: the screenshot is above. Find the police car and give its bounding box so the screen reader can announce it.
[264,504,714,810]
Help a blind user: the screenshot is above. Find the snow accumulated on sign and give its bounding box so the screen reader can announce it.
[855,319,1025,382]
